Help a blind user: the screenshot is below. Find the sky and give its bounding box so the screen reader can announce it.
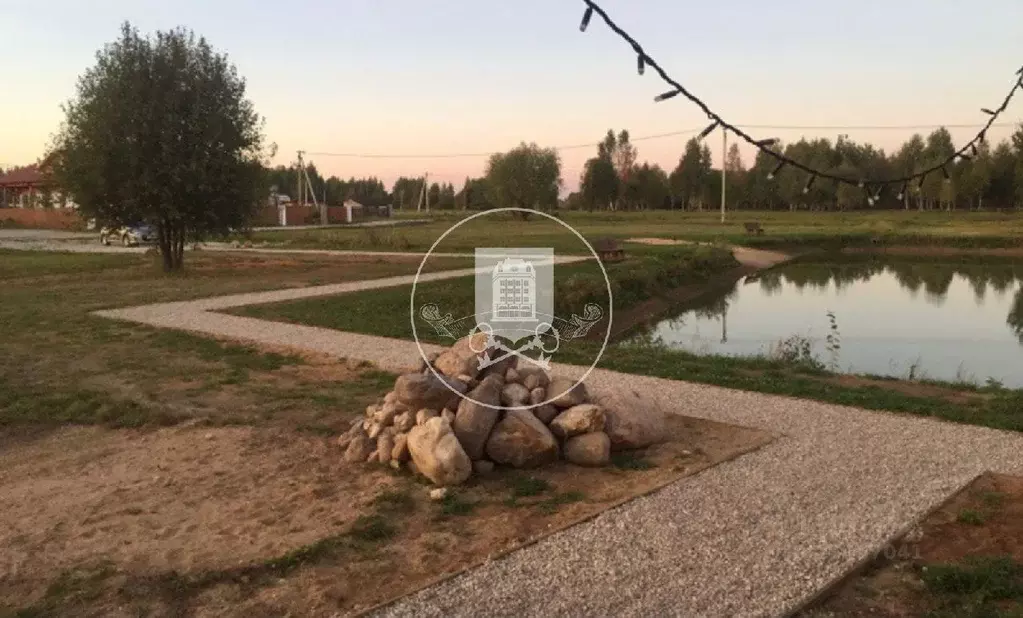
[3,0,1023,193]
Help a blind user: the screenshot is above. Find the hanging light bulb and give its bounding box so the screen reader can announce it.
[654,89,681,102]
[941,166,951,181]
[981,108,996,116]
[803,174,817,194]
[698,120,720,141]
[971,143,979,157]
[896,182,908,201]
[873,185,884,203]
[580,6,594,31]
[918,173,928,189]
[756,138,778,147]
[637,53,645,75]
[767,160,785,180]
[857,179,865,189]
[959,151,973,161]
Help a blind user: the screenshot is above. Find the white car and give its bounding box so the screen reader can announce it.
[100,224,157,246]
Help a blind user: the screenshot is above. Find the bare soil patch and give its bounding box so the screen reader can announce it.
[1,415,773,617]
[799,472,1023,617]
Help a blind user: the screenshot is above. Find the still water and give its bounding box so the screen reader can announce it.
[630,257,1023,387]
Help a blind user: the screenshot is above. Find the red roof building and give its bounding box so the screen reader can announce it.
[0,153,74,209]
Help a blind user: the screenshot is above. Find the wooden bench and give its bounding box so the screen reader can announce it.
[743,221,765,236]
[593,238,625,263]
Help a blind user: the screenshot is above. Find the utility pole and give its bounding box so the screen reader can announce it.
[296,151,304,207]
[720,130,727,223]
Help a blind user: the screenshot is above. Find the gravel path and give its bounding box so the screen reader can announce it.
[91,266,1023,617]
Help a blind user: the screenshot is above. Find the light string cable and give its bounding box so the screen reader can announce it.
[578,0,1023,198]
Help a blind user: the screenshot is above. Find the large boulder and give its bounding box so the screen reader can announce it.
[453,377,502,460]
[548,376,588,409]
[343,434,375,463]
[549,403,606,439]
[592,389,668,451]
[433,350,479,379]
[394,372,468,411]
[501,383,530,407]
[407,417,472,486]
[532,404,559,425]
[516,366,550,390]
[563,432,611,467]
[486,410,559,468]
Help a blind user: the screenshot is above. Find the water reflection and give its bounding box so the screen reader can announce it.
[630,257,1023,386]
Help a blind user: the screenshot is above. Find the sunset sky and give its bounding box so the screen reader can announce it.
[3,0,1022,192]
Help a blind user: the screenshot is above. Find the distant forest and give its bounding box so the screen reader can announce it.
[265,124,1023,212]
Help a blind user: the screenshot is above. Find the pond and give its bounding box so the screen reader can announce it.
[627,256,1023,387]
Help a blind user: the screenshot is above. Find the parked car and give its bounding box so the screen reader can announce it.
[100,223,156,246]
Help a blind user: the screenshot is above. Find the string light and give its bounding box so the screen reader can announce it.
[637,53,645,75]
[918,173,928,189]
[970,143,979,157]
[576,0,1023,189]
[580,5,593,31]
[803,174,817,194]
[767,160,785,180]
[896,182,908,201]
[654,89,681,102]
[941,166,951,181]
[698,120,720,141]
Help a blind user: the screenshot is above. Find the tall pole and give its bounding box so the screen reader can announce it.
[296,151,304,207]
[720,130,727,223]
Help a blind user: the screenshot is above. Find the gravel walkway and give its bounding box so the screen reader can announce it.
[91,266,1023,618]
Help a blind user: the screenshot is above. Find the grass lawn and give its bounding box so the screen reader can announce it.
[238,210,1023,254]
[231,250,1023,433]
[0,249,467,431]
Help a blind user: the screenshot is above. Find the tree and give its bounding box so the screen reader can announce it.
[579,156,619,211]
[51,23,269,271]
[629,163,670,210]
[484,142,561,219]
[670,138,713,210]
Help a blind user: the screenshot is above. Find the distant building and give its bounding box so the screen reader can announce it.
[0,153,76,209]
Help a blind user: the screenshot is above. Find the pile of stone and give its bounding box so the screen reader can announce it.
[336,334,666,486]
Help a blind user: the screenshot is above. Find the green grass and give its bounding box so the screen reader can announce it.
[507,475,551,498]
[438,491,478,516]
[240,210,1023,254]
[0,249,451,429]
[536,490,586,514]
[921,556,1023,617]
[610,451,655,471]
[956,509,987,526]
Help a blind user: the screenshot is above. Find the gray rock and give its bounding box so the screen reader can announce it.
[529,387,546,406]
[486,410,559,468]
[408,417,472,486]
[548,376,588,408]
[393,411,414,433]
[516,366,550,389]
[365,404,378,418]
[394,372,468,411]
[563,432,611,467]
[473,460,496,475]
[377,433,395,464]
[454,379,502,460]
[374,402,399,426]
[416,408,439,426]
[392,432,411,462]
[450,332,492,359]
[549,404,606,440]
[456,374,479,390]
[442,408,456,424]
[532,404,559,424]
[505,367,521,384]
[366,450,380,464]
[336,422,364,450]
[384,391,398,404]
[367,421,383,440]
[434,350,479,379]
[592,389,668,451]
[501,383,531,407]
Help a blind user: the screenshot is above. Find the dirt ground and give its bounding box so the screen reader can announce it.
[0,414,773,617]
[799,472,1023,617]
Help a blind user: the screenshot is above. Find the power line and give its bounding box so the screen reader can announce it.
[303,122,1017,160]
[579,0,1023,193]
